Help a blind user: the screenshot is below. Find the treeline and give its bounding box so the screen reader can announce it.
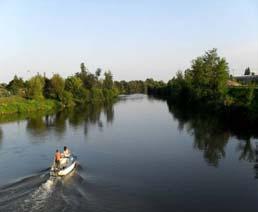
[147,49,258,124]
[0,63,157,107]
[114,80,146,94]
[1,63,119,107]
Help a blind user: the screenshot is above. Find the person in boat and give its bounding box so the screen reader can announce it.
[55,149,61,169]
[62,146,71,158]
[59,146,71,168]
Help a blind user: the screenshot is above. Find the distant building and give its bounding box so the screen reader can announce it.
[234,75,258,84]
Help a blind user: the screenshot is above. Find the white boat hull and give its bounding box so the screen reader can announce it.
[50,155,77,177]
[57,161,76,176]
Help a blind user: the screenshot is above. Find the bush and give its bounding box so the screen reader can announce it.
[0,96,61,114]
[227,87,255,107]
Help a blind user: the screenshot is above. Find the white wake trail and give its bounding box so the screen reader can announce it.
[21,176,57,212]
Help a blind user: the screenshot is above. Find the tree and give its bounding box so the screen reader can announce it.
[50,74,65,100]
[27,75,45,100]
[62,90,74,106]
[95,68,102,78]
[65,76,83,98]
[103,71,113,89]
[244,67,251,75]
[80,62,87,73]
[43,77,51,98]
[86,73,98,89]
[76,63,98,89]
[185,48,229,102]
[145,78,155,88]
[166,71,191,99]
[7,75,24,95]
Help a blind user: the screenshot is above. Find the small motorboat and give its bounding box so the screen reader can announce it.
[50,155,77,177]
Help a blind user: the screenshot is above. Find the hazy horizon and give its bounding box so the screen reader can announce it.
[0,0,258,83]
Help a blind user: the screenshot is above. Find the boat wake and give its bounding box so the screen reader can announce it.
[21,177,56,212]
[0,166,91,212]
[0,169,54,212]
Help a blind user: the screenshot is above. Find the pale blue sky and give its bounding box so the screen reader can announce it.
[0,0,257,82]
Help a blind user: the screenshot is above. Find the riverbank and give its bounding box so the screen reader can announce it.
[0,91,119,117]
[0,96,62,115]
[148,86,258,133]
[146,49,258,129]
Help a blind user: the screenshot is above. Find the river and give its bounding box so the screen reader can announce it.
[0,94,258,212]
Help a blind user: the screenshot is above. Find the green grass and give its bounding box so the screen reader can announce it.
[0,96,62,115]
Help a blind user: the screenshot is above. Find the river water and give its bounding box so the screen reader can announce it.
[0,94,258,212]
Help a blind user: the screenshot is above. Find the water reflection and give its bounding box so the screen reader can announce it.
[26,116,48,136]
[25,102,115,138]
[103,102,114,123]
[254,142,258,179]
[0,127,2,148]
[166,99,257,166]
[68,103,112,135]
[237,139,255,162]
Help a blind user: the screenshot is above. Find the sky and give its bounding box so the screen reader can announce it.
[0,0,257,83]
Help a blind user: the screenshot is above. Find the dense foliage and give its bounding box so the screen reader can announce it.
[147,49,258,123]
[0,96,61,114]
[114,80,146,94]
[149,49,229,103]
[185,48,229,102]
[0,63,150,114]
[244,67,251,75]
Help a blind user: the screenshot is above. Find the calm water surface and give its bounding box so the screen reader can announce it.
[0,94,258,212]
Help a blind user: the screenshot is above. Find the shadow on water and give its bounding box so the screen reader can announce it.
[165,98,257,167]
[0,100,116,141]
[24,101,116,138]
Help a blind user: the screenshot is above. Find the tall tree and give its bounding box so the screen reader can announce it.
[27,75,45,100]
[7,75,24,95]
[65,76,83,98]
[76,63,97,89]
[50,74,65,100]
[244,67,251,75]
[95,68,102,78]
[103,71,113,89]
[185,48,229,102]
[80,62,87,73]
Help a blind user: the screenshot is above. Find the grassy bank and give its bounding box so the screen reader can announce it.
[0,96,62,115]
